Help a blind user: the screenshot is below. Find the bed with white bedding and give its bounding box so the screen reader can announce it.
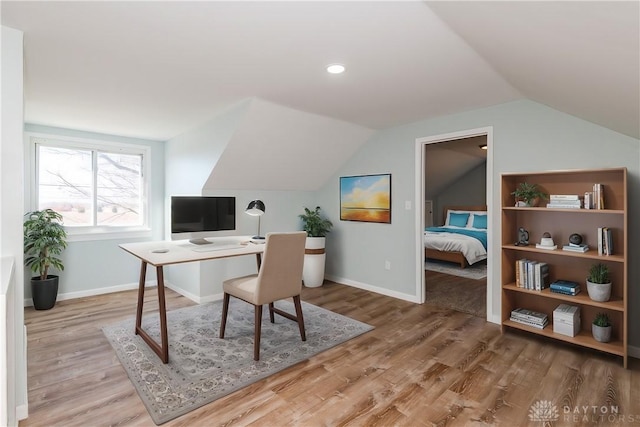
[424,206,487,268]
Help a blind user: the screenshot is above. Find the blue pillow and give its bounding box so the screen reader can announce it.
[448,212,470,227]
[472,214,487,229]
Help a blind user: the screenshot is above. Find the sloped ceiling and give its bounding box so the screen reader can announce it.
[203,98,374,191]
[1,1,638,192]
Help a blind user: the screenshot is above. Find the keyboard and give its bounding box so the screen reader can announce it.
[191,244,244,252]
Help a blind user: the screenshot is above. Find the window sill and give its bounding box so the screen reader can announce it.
[66,227,152,243]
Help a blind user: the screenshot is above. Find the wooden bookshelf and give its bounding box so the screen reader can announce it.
[501,168,628,367]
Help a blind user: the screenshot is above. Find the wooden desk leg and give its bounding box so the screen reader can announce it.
[134,262,170,364]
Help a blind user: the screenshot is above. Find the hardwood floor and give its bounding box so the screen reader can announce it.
[21,282,639,427]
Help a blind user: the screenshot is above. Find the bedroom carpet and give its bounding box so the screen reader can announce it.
[425,270,486,318]
[424,259,487,280]
[103,298,373,425]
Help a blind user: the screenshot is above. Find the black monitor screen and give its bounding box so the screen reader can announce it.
[171,196,236,233]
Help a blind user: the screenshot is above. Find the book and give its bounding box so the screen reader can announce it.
[535,243,557,250]
[511,308,548,323]
[593,183,605,209]
[509,316,548,329]
[546,202,582,209]
[549,194,580,200]
[550,280,579,289]
[562,244,589,253]
[535,262,550,290]
[550,287,581,296]
[550,280,581,295]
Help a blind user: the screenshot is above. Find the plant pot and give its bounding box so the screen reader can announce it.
[592,324,612,343]
[586,279,611,302]
[31,275,59,310]
[303,237,326,288]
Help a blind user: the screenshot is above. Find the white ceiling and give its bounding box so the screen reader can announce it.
[3,1,637,142]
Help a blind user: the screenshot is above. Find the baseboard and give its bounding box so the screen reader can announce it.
[24,282,143,307]
[324,275,422,303]
[16,403,28,421]
[629,345,640,359]
[164,282,222,304]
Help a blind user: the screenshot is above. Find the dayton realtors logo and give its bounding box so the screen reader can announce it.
[529,400,640,424]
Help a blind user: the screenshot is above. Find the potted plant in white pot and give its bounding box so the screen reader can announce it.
[24,209,68,310]
[586,263,611,302]
[299,206,333,287]
[511,182,548,207]
[592,312,612,343]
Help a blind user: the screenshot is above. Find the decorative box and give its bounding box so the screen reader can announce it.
[553,304,581,337]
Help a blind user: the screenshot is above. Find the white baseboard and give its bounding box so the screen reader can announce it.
[16,403,28,421]
[164,282,222,304]
[324,274,422,303]
[24,281,144,307]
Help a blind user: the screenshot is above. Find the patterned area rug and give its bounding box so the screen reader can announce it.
[103,299,373,425]
[424,259,487,280]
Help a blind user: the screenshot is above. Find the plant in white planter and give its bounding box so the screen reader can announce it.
[592,312,612,343]
[511,182,547,207]
[24,209,68,310]
[299,206,333,287]
[586,263,611,302]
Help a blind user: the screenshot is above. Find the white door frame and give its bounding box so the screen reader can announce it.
[414,126,496,323]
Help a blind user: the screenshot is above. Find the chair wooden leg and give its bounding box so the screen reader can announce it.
[293,295,306,341]
[220,293,230,338]
[254,304,263,360]
[268,302,275,323]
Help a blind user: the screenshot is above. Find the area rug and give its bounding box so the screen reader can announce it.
[425,259,487,280]
[103,299,373,425]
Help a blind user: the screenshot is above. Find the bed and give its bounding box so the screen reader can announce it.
[424,205,487,268]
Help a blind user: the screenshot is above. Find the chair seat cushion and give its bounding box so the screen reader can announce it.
[223,274,259,305]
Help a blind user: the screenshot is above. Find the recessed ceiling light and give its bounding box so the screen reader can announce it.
[326,64,346,74]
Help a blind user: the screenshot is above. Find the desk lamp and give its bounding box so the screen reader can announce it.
[245,200,265,239]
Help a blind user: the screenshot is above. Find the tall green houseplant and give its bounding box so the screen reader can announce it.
[298,206,332,288]
[24,209,67,309]
[299,206,333,237]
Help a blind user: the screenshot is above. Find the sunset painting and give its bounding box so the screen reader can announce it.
[340,174,391,223]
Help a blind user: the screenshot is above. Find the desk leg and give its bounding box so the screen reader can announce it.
[134,262,170,364]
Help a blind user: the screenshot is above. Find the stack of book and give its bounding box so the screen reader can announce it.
[597,227,613,255]
[546,194,582,209]
[562,243,589,253]
[510,308,548,329]
[593,183,605,209]
[515,259,550,290]
[550,280,581,296]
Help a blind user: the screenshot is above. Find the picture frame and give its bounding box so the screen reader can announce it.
[340,174,391,223]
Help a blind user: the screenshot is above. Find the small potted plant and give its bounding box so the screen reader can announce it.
[24,209,68,310]
[586,263,611,302]
[511,182,548,207]
[592,312,612,343]
[299,206,333,287]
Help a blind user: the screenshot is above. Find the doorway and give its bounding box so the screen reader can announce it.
[414,127,495,322]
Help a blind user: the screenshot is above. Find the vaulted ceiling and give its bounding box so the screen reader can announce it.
[2,1,638,142]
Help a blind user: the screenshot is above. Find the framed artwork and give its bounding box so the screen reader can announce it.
[340,174,391,223]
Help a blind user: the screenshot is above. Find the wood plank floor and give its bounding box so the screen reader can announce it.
[20,281,639,427]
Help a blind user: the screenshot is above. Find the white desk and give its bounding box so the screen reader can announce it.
[119,237,265,363]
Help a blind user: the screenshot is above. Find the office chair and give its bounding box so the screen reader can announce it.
[219,231,307,360]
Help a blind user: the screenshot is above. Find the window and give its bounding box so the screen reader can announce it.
[29,133,151,240]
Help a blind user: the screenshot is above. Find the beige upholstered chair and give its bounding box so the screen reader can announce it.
[219,231,307,360]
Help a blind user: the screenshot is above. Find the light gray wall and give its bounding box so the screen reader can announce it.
[1,24,27,422]
[433,161,486,225]
[164,110,316,299]
[316,99,640,348]
[22,125,166,300]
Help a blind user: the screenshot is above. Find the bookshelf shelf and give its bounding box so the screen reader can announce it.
[501,168,628,367]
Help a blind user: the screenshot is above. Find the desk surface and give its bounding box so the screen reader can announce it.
[119,236,265,266]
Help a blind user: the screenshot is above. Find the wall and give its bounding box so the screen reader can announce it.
[1,25,27,423]
[316,99,640,350]
[22,125,166,301]
[433,161,486,225]
[164,106,315,300]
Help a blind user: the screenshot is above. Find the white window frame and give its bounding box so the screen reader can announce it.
[27,132,152,242]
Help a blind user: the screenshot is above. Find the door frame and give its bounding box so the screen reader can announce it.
[414,126,497,323]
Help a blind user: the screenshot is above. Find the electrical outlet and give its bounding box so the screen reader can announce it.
[385,260,391,270]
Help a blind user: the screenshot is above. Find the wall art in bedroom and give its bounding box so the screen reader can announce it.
[340,174,391,223]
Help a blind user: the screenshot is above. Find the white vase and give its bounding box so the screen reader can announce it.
[303,237,326,288]
[586,280,612,302]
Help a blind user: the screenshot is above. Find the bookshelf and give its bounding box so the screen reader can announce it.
[501,168,628,367]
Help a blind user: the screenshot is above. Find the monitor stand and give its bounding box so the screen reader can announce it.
[189,238,212,245]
